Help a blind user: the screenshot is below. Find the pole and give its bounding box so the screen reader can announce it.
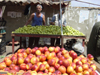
[60,0,63,35]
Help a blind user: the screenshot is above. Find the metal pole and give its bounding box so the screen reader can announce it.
[60,0,63,35]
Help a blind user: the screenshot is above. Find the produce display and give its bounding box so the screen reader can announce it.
[12,25,85,36]
[0,46,98,75]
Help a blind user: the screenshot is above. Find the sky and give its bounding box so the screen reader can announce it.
[71,0,100,7]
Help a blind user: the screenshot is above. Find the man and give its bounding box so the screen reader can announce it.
[50,8,66,46]
[25,4,45,47]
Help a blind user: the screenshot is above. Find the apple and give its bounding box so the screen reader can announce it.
[70,52,77,59]
[4,58,12,67]
[75,65,83,72]
[76,61,82,66]
[45,51,50,57]
[43,46,49,52]
[51,52,56,57]
[58,60,63,65]
[60,48,65,51]
[23,52,28,58]
[45,63,49,69]
[31,57,39,65]
[37,72,43,75]
[37,62,42,67]
[62,50,68,55]
[59,56,65,60]
[54,64,60,70]
[26,48,32,55]
[28,54,34,59]
[39,55,46,62]
[64,53,70,58]
[66,57,73,64]
[0,62,6,70]
[82,63,89,70]
[35,50,41,55]
[39,64,46,71]
[48,59,56,66]
[54,70,61,75]
[49,47,55,52]
[32,64,39,71]
[47,53,53,60]
[58,66,66,73]
[70,73,76,75]
[9,70,17,75]
[31,48,36,54]
[81,58,87,64]
[27,63,33,70]
[17,53,23,58]
[90,71,98,75]
[31,71,37,75]
[63,59,70,68]
[11,55,17,65]
[66,66,74,74]
[83,70,90,75]
[54,46,60,53]
[73,59,79,64]
[90,63,96,71]
[20,63,27,70]
[57,52,62,58]
[69,50,74,56]
[39,47,44,53]
[23,72,31,75]
[48,67,55,73]
[71,63,76,69]
[24,57,30,64]
[17,57,24,65]
[34,47,38,50]
[87,54,94,61]
[12,66,20,72]
[4,67,10,72]
[10,64,16,70]
[44,69,49,73]
[76,72,83,75]
[18,49,25,53]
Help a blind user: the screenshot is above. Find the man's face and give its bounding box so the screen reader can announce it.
[37,6,42,13]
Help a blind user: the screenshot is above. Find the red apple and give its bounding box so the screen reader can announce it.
[63,59,70,68]
[31,57,39,65]
[54,46,60,53]
[48,59,56,66]
[34,47,38,50]
[38,47,44,53]
[32,64,39,71]
[70,73,76,75]
[81,58,87,64]
[48,67,55,73]
[76,61,82,66]
[82,63,89,70]
[75,65,83,72]
[28,54,34,59]
[10,64,16,70]
[17,53,23,58]
[17,57,24,65]
[90,63,96,71]
[37,72,43,75]
[49,47,55,52]
[90,71,98,75]
[18,49,25,53]
[31,48,36,54]
[51,52,56,57]
[47,53,53,60]
[87,54,94,61]
[24,57,30,64]
[39,55,46,62]
[39,64,46,71]
[45,51,50,57]
[23,72,31,75]
[20,63,27,70]
[12,66,20,72]
[4,67,10,72]
[23,52,28,58]
[27,63,33,70]
[0,62,6,70]
[57,52,62,58]
[70,52,77,59]
[58,66,66,74]
[58,60,63,65]
[26,48,32,55]
[83,70,90,75]
[59,56,65,60]
[71,63,76,69]
[54,70,61,75]
[60,48,65,51]
[11,55,17,65]
[43,46,48,52]
[54,64,60,70]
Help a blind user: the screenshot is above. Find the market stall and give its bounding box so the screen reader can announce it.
[11,33,86,54]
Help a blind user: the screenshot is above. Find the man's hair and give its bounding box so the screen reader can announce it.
[36,4,42,9]
[62,8,65,12]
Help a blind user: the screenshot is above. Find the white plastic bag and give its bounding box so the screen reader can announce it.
[72,41,84,53]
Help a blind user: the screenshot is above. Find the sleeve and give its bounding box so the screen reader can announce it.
[51,16,56,22]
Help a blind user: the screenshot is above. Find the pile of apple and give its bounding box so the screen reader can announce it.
[0,46,98,75]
